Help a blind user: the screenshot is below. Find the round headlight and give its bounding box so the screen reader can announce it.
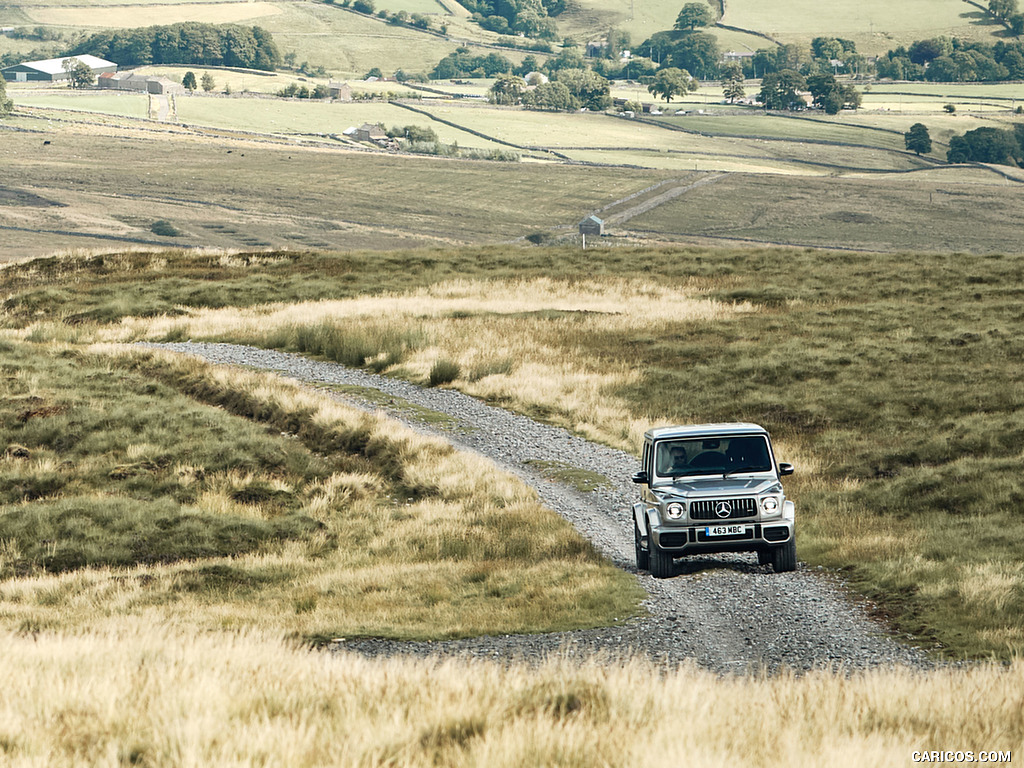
[761,497,779,515]
[666,502,684,520]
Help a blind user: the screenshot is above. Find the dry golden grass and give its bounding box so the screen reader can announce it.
[0,345,639,640]
[28,1,281,26]
[0,624,1021,767]
[104,277,755,448]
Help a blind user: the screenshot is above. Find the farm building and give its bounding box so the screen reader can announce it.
[97,72,183,95]
[329,82,353,101]
[1,54,116,83]
[579,215,604,237]
[353,122,387,142]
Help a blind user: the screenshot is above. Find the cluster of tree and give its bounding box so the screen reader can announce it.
[181,71,217,92]
[487,67,611,110]
[431,48,515,79]
[0,78,12,117]
[385,124,519,160]
[986,0,1024,34]
[947,124,1024,165]
[4,26,65,41]
[460,0,564,40]
[277,82,331,98]
[343,0,439,33]
[876,37,1024,81]
[755,70,860,112]
[638,29,721,80]
[67,23,280,71]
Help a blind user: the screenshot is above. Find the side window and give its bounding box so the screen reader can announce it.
[642,442,651,478]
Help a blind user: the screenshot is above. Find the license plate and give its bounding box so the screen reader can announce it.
[705,524,746,537]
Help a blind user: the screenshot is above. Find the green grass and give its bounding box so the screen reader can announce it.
[318,383,463,429]
[523,460,610,493]
[649,112,907,151]
[11,91,149,118]
[721,0,1005,54]
[622,171,1024,253]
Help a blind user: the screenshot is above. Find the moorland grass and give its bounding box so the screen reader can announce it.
[1,625,1022,767]
[4,244,1022,657]
[0,340,641,639]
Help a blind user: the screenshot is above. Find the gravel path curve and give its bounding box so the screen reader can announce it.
[143,342,931,673]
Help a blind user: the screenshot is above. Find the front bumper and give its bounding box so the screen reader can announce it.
[651,521,793,553]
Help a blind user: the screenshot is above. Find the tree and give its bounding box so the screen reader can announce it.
[0,77,12,117]
[722,66,745,103]
[671,31,720,78]
[806,73,860,114]
[647,66,696,102]
[758,69,806,110]
[201,72,216,91]
[674,2,713,30]
[488,73,526,105]
[946,126,1020,164]
[523,80,578,110]
[553,68,610,110]
[904,123,932,155]
[182,71,198,92]
[62,58,95,89]
[989,0,1018,20]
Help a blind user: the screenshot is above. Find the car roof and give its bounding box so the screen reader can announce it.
[644,423,768,441]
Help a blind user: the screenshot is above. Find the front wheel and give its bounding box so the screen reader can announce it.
[771,537,797,573]
[634,523,649,572]
[648,538,674,579]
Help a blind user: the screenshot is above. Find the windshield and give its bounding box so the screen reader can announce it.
[655,435,773,478]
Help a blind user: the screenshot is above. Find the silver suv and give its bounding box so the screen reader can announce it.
[632,423,796,577]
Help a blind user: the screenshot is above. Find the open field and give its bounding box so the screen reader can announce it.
[2,99,1022,258]
[620,170,1024,253]
[721,0,1006,54]
[0,116,676,260]
[2,625,1023,767]
[27,1,282,27]
[410,102,930,172]
[7,90,149,118]
[4,242,1024,659]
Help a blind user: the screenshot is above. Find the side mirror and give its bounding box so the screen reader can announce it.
[778,463,794,477]
[631,470,649,485]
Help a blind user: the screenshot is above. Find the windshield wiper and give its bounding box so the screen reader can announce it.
[723,466,768,478]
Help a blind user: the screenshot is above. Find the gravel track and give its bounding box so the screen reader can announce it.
[143,342,931,673]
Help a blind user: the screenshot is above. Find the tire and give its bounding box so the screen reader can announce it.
[634,522,649,572]
[757,549,771,566]
[771,537,797,573]
[648,538,674,579]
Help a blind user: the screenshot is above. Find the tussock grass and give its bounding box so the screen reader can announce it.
[0,340,640,640]
[0,625,1022,767]
[4,243,1024,657]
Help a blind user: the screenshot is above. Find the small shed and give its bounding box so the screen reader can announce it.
[579,215,604,237]
[329,81,353,101]
[354,122,387,142]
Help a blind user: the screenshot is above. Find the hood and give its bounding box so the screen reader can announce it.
[655,476,779,500]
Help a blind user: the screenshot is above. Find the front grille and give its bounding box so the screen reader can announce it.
[689,497,758,520]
